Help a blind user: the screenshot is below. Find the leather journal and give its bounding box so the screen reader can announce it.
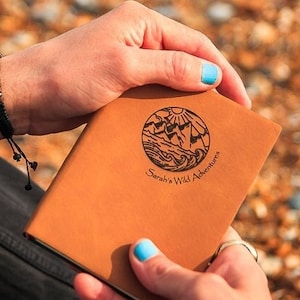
[24,85,281,299]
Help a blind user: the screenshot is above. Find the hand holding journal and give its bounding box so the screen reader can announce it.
[24,85,281,299]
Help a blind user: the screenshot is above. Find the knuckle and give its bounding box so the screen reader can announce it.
[168,51,191,82]
[147,259,181,289]
[150,259,177,279]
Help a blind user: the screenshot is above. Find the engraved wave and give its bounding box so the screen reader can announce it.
[143,131,208,172]
[143,142,203,172]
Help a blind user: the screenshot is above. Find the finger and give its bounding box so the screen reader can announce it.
[73,273,124,300]
[140,5,251,108]
[129,238,193,299]
[129,239,233,300]
[125,47,222,92]
[208,227,255,277]
[207,229,271,299]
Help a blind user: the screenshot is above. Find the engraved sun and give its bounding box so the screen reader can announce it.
[167,108,194,126]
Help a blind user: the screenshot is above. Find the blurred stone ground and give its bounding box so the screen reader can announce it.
[0,0,300,299]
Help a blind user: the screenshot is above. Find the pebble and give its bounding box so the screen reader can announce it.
[288,193,300,210]
[260,254,283,277]
[277,7,295,33]
[245,72,273,99]
[283,209,300,226]
[292,132,300,145]
[288,113,300,129]
[249,198,268,219]
[279,226,299,242]
[232,0,265,11]
[30,1,63,24]
[206,2,236,24]
[73,0,100,11]
[271,62,291,83]
[249,21,278,46]
[285,254,300,270]
[154,5,181,20]
[236,50,260,71]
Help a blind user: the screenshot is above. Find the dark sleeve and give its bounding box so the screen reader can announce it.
[0,157,78,300]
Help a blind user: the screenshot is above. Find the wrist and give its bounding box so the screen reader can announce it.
[0,53,30,136]
[0,53,39,190]
[0,46,45,136]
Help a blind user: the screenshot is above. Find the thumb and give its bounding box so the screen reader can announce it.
[129,239,224,300]
[128,48,222,92]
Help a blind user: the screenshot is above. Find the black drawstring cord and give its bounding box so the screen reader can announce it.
[0,100,38,190]
[0,53,38,190]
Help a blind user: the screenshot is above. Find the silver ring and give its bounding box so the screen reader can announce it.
[208,240,258,267]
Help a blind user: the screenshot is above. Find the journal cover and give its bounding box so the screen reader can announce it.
[24,85,281,300]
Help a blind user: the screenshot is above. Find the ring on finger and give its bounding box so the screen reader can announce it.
[208,240,258,267]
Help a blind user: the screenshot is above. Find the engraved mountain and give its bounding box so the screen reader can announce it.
[142,107,210,172]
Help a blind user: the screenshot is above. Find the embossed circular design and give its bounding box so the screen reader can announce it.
[142,107,210,172]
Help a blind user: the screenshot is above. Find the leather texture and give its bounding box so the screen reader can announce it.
[25,85,281,300]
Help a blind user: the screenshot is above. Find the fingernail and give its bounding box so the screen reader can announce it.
[134,239,159,262]
[201,63,218,85]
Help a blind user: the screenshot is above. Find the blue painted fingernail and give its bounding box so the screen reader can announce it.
[201,63,218,84]
[134,239,159,262]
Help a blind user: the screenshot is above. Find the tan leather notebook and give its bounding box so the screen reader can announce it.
[24,85,281,299]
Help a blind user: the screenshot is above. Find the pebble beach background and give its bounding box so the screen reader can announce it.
[0,0,300,299]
